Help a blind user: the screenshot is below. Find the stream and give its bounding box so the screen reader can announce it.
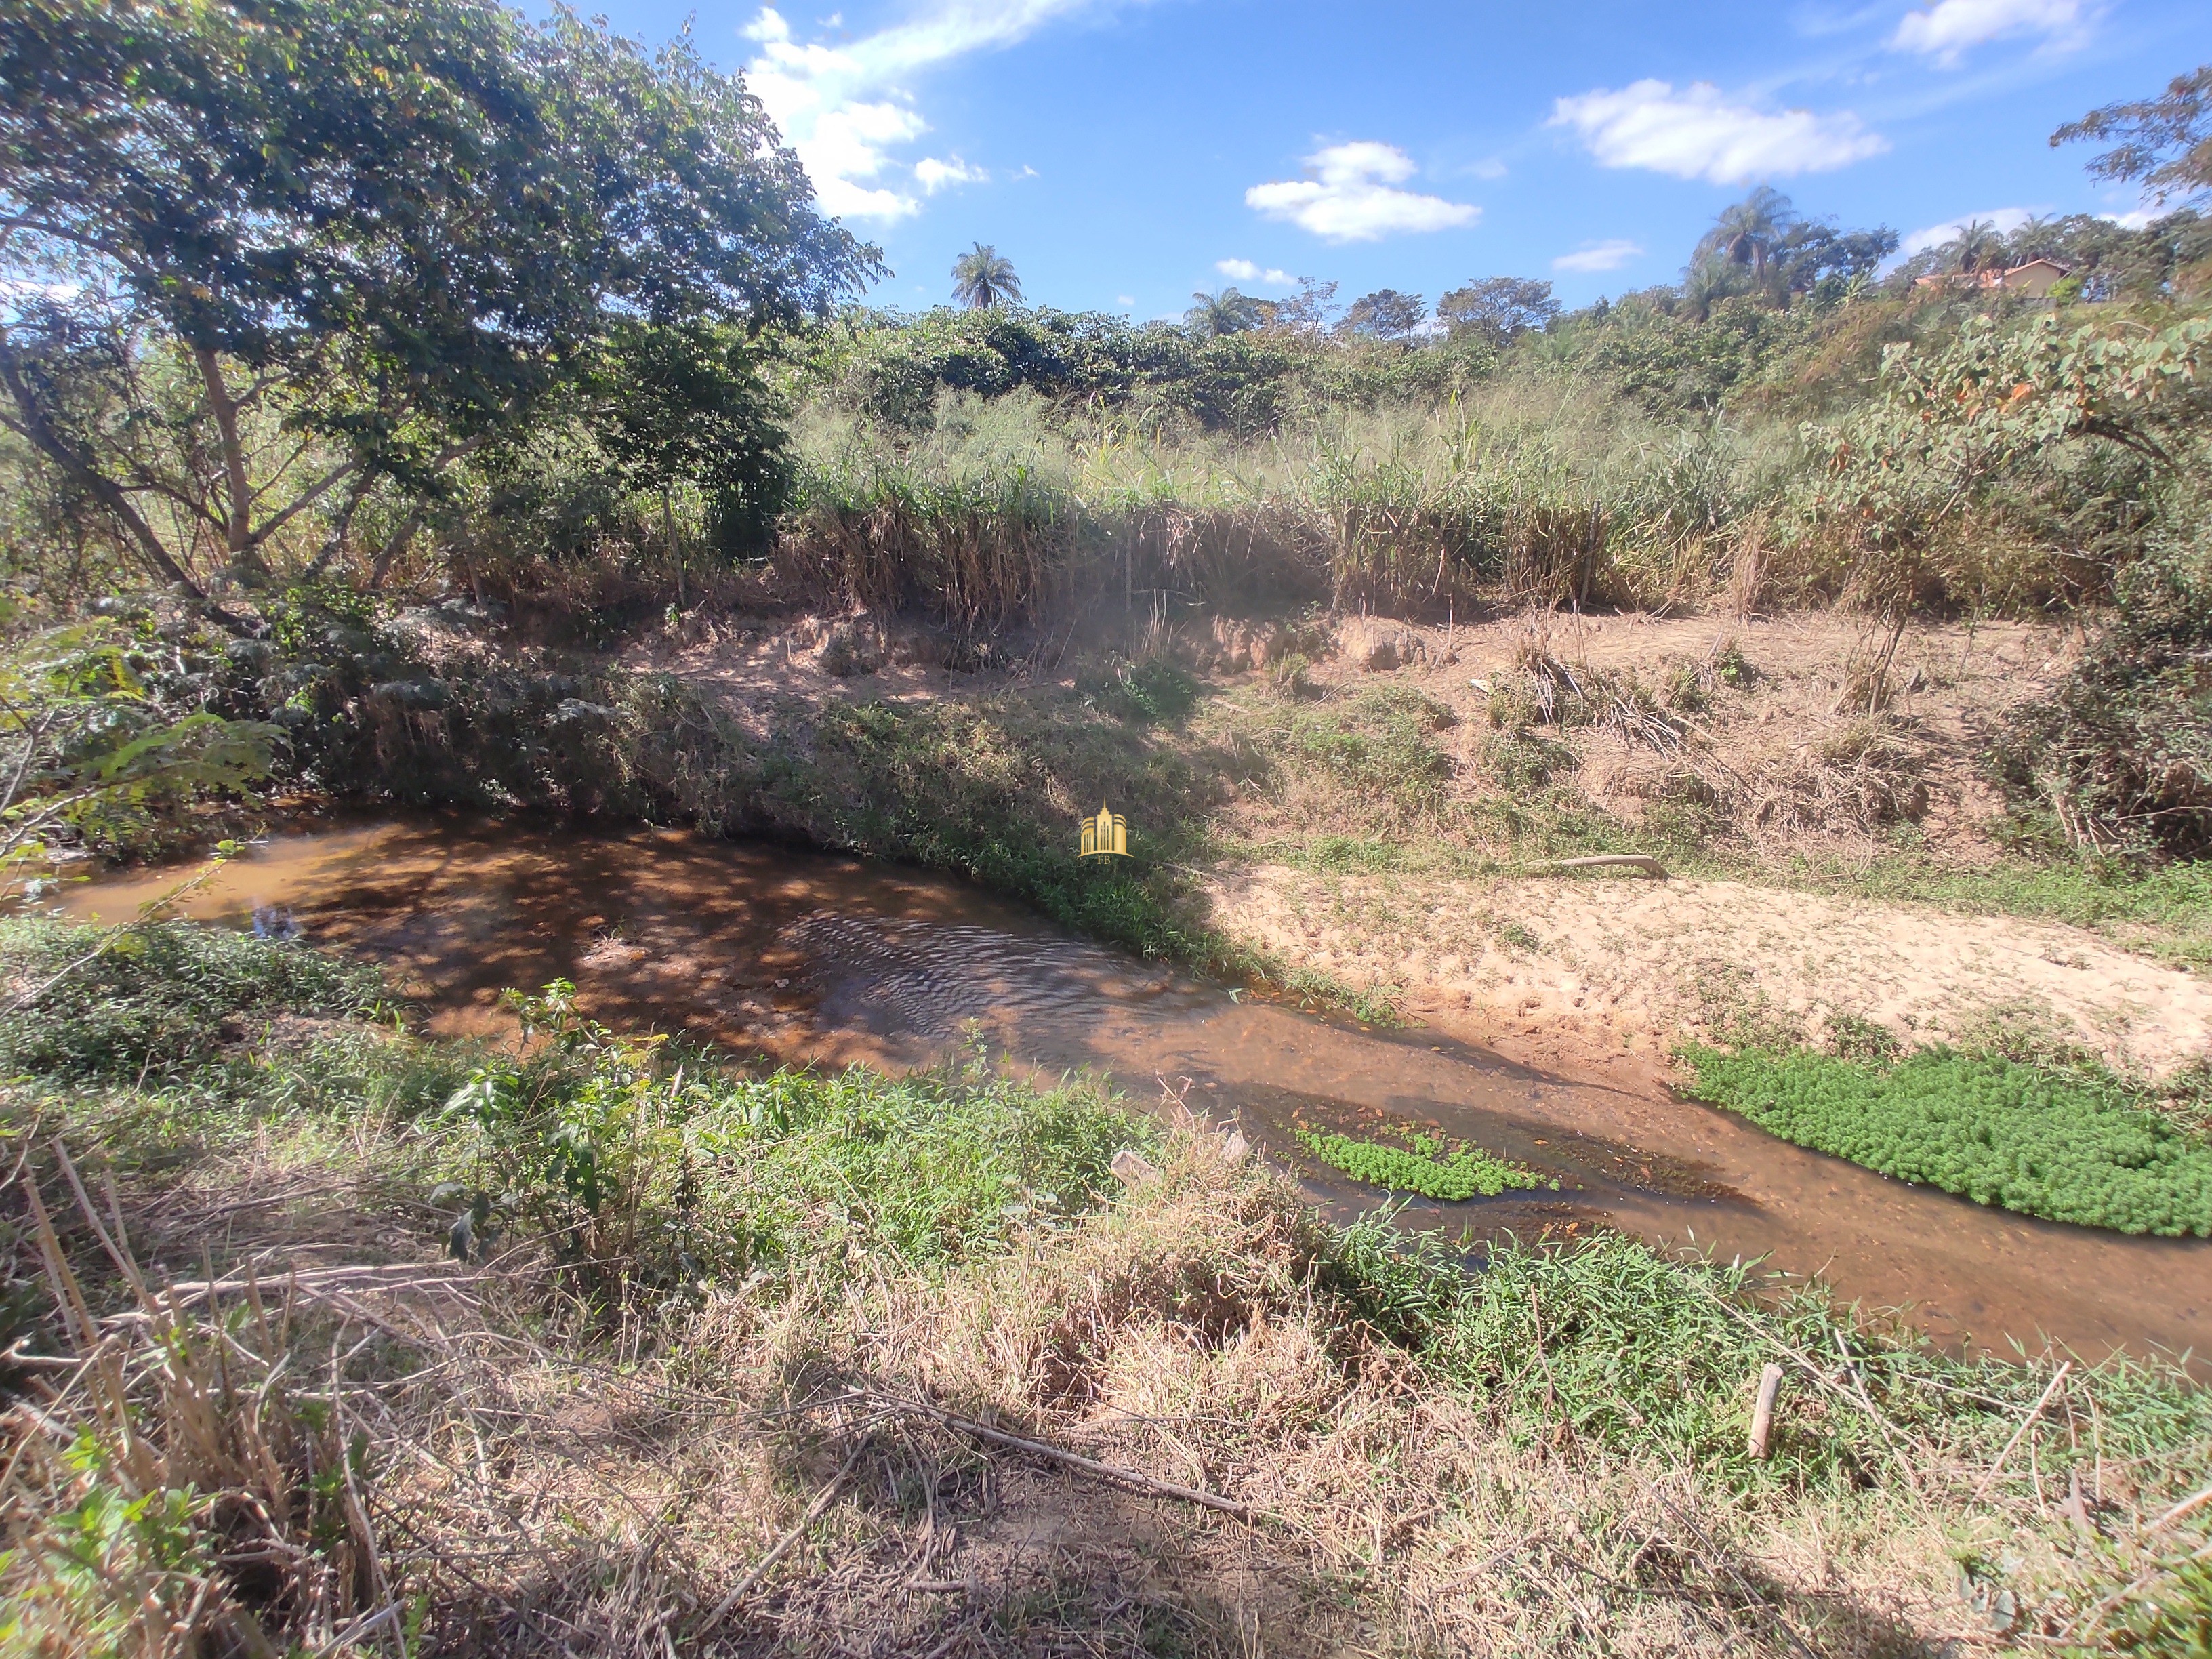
[56,815,2212,1364]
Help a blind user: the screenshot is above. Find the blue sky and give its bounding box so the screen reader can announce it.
[599,0,2206,318]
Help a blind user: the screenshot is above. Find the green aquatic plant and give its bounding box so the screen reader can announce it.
[1681,1044,2212,1235]
[1299,1128,1552,1200]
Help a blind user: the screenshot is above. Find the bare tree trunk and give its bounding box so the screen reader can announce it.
[367,508,422,590]
[194,346,258,564]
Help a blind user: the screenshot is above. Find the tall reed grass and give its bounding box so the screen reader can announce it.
[775,379,1804,625]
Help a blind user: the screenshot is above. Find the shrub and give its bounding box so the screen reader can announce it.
[0,920,381,1083]
[1986,549,2212,859]
[1681,1044,2212,1234]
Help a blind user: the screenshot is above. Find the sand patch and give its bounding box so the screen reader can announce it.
[1204,864,2212,1076]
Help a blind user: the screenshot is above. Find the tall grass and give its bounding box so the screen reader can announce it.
[777,380,1798,625]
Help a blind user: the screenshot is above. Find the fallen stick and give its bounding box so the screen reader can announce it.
[1748,1364,1784,1460]
[705,1443,864,1626]
[1515,853,1669,880]
[1975,1362,2072,1501]
[2146,1481,2212,1534]
[100,1261,477,1318]
[861,1390,1257,1521]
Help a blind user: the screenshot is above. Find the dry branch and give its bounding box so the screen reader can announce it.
[851,1389,1259,1521]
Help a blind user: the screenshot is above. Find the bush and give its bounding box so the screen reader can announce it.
[1987,549,2212,859]
[0,920,381,1083]
[1681,1044,2212,1234]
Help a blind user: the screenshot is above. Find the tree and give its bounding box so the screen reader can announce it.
[1254,278,1338,335]
[584,320,794,560]
[1942,218,2007,274]
[951,243,1021,310]
[0,0,874,610]
[2053,65,2212,207]
[1694,186,1801,283]
[1336,289,1426,344]
[1770,222,1898,295]
[1435,277,1559,347]
[1183,289,1265,339]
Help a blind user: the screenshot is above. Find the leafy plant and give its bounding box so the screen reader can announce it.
[445,983,1149,1300]
[0,918,380,1082]
[1681,1044,2212,1234]
[1299,1128,1552,1200]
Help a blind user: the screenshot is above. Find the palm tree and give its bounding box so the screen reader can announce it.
[951,243,1021,310]
[1694,186,1799,282]
[1184,287,1263,338]
[1944,218,2007,274]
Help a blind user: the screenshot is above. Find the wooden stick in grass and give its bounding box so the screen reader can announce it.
[1748,1364,1784,1460]
[1975,1361,2071,1501]
[705,1443,865,1626]
[859,1389,1258,1521]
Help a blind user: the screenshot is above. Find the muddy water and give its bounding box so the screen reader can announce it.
[58,815,2212,1364]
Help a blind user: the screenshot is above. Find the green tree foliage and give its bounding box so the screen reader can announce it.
[1806,312,2211,613]
[1337,289,1427,344]
[1183,287,1266,339]
[0,0,873,600]
[1434,277,1559,348]
[951,242,1021,310]
[579,320,794,558]
[1682,1045,2212,1235]
[0,617,277,872]
[2054,64,2212,209]
[1694,186,1799,284]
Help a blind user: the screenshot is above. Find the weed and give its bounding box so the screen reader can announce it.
[0,919,382,1083]
[1824,1010,1903,1064]
[1298,1129,1553,1200]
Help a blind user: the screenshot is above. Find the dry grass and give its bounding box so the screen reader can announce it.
[12,1102,2202,1659]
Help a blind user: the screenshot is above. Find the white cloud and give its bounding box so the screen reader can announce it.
[1245,141,1479,243]
[1899,205,2034,255]
[1552,239,1643,273]
[1549,80,1888,184]
[1889,0,2091,65]
[1469,157,1509,180]
[914,154,987,194]
[1215,258,1298,287]
[1115,294,1134,306]
[743,1,1099,220]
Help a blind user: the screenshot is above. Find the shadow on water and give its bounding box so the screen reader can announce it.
[58,813,2212,1365]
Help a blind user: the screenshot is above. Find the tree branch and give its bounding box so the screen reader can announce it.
[0,331,247,631]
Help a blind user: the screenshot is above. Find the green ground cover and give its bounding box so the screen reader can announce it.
[1298,1128,1553,1200]
[1680,1044,2212,1235]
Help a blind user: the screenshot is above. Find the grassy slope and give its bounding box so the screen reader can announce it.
[4,918,2211,1654]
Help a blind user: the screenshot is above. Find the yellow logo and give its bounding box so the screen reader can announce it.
[1080,804,1130,858]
